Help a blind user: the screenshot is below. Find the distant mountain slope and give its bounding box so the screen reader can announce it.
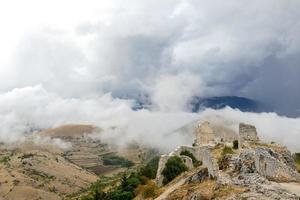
[132,95,273,113]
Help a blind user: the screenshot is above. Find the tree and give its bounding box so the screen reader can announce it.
[139,156,159,179]
[162,156,188,185]
[233,140,239,149]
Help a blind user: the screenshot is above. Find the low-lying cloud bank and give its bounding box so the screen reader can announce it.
[1,85,299,152]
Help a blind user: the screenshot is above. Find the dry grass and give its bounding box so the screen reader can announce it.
[38,124,100,138]
[165,179,246,200]
[250,142,288,153]
[166,180,216,200]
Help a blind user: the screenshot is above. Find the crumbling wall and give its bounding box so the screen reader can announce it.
[201,147,218,178]
[180,155,193,170]
[155,155,170,186]
[172,146,203,161]
[155,145,207,186]
[239,123,259,148]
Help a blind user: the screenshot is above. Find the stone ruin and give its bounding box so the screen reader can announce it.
[155,121,300,186]
[155,146,204,186]
[156,121,220,186]
[238,123,259,148]
[194,121,215,146]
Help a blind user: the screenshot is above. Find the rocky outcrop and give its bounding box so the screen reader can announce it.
[186,168,209,184]
[254,147,300,182]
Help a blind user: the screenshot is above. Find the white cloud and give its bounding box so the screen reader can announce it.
[0,1,299,151]
[151,72,203,111]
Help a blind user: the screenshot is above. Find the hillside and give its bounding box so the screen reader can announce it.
[0,125,150,200]
[1,122,300,200]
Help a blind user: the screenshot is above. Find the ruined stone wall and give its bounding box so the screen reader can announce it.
[155,145,207,186]
[172,146,203,161]
[180,155,194,170]
[201,147,218,178]
[155,155,170,186]
[239,123,259,148]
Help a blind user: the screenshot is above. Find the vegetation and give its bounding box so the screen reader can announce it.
[102,154,134,168]
[0,155,10,164]
[180,150,202,167]
[20,153,34,159]
[79,172,146,200]
[139,156,159,179]
[162,156,188,185]
[26,168,55,182]
[135,180,159,198]
[233,140,239,149]
[294,153,300,173]
[218,146,234,169]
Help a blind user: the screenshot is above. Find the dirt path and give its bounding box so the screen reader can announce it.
[274,182,300,196]
[154,177,188,200]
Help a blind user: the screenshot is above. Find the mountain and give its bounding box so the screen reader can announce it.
[132,95,273,113]
[189,96,273,113]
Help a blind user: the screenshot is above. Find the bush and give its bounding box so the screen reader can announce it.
[0,156,10,164]
[139,156,160,179]
[233,140,239,149]
[162,156,188,185]
[294,153,300,164]
[180,150,202,167]
[102,154,134,168]
[293,153,300,173]
[222,146,234,154]
[108,190,133,200]
[135,180,158,198]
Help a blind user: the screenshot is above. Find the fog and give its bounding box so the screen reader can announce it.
[0,1,300,151]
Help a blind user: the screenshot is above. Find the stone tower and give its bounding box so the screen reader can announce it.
[238,123,259,148]
[194,121,215,146]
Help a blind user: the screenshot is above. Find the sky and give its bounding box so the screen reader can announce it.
[0,0,300,150]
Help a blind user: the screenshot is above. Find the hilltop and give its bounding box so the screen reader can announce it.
[154,122,300,200]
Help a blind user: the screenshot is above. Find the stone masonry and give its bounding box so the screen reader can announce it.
[194,121,215,146]
[239,123,259,149]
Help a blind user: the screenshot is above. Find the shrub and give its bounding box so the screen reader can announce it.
[102,154,134,168]
[233,140,239,149]
[222,146,234,154]
[293,153,300,173]
[108,190,133,200]
[180,150,202,167]
[135,180,158,198]
[0,156,10,164]
[294,153,300,164]
[162,156,188,185]
[139,156,159,179]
